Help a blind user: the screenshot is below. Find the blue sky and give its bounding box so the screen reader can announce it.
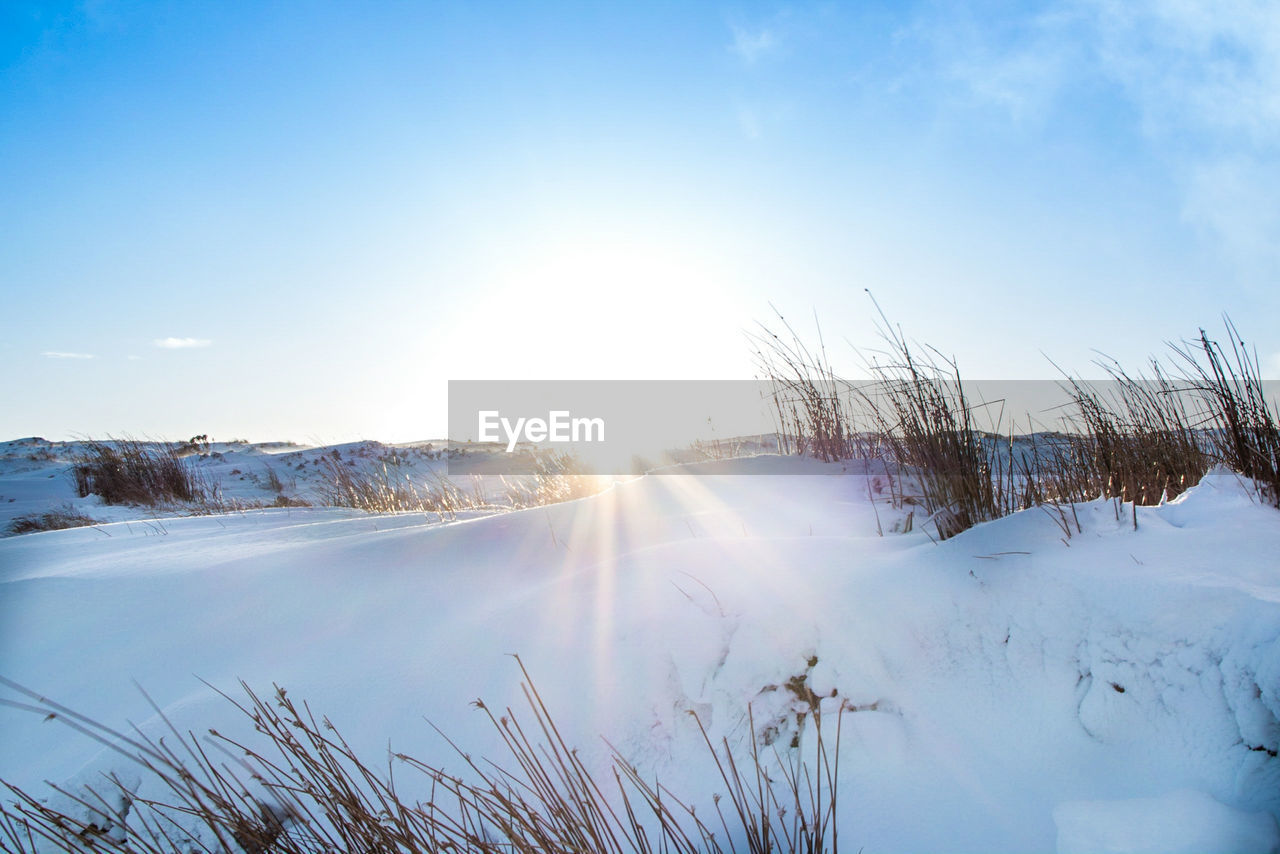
[2,0,1278,441]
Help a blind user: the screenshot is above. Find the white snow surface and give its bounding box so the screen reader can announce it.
[1054,789,1279,854]
[1,445,1279,853]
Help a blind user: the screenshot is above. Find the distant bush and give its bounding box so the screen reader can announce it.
[6,503,102,536]
[175,434,211,456]
[71,439,215,507]
[261,464,285,494]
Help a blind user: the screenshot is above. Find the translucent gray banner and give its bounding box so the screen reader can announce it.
[446,379,1280,475]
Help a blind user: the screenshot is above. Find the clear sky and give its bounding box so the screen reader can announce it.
[2,1,1278,442]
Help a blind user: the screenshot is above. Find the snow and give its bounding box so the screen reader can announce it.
[1,446,1279,853]
[1054,790,1279,854]
[0,437,458,533]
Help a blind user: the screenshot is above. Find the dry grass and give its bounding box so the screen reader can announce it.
[1055,361,1209,506]
[755,304,1009,539]
[6,504,103,536]
[319,453,608,518]
[71,439,215,508]
[1047,318,1277,510]
[755,307,1278,539]
[1173,319,1280,507]
[261,464,285,495]
[854,320,1009,539]
[501,452,608,509]
[316,458,486,518]
[751,309,863,463]
[0,660,847,854]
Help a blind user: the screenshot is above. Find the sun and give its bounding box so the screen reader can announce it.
[435,226,752,381]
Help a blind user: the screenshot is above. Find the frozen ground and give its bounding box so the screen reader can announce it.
[1,444,1278,852]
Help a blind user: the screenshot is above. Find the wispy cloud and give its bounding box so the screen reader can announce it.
[42,351,97,359]
[906,4,1085,125]
[154,337,212,349]
[1084,0,1280,144]
[912,0,1280,274]
[925,1,1280,143]
[1081,0,1280,272]
[729,23,778,64]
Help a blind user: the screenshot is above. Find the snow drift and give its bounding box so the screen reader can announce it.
[1,456,1278,852]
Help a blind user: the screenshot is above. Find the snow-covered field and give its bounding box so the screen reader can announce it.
[1,443,1278,852]
[0,437,460,532]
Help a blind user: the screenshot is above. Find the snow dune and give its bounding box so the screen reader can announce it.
[1,457,1278,852]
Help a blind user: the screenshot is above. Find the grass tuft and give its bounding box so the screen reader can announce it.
[751,308,863,462]
[319,453,608,518]
[0,660,847,854]
[855,316,1006,539]
[1056,359,1208,507]
[6,503,103,536]
[71,438,215,507]
[756,303,1009,539]
[1173,318,1280,507]
[316,457,485,517]
[501,452,608,509]
[756,305,1278,538]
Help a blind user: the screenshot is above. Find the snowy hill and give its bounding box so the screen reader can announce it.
[0,437,452,532]
[1,454,1278,852]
